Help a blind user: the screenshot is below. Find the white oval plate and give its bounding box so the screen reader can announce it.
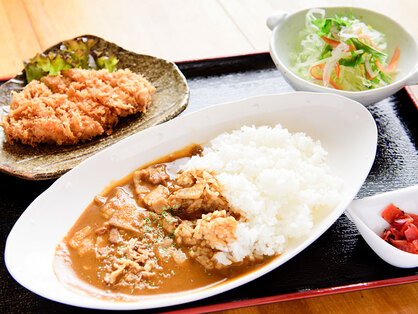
[5,93,377,310]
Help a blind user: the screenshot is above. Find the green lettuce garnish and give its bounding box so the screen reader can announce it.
[96,55,119,72]
[24,37,119,83]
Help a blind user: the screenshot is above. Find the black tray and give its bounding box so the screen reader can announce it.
[1,53,417,313]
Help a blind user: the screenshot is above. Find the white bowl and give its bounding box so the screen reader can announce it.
[5,93,377,310]
[267,7,418,106]
[346,185,418,268]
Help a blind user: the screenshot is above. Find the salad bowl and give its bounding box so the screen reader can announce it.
[267,7,418,106]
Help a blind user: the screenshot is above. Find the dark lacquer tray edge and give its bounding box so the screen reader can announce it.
[0,52,417,312]
[405,86,418,110]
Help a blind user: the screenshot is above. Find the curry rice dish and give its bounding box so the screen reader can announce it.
[0,68,155,146]
[54,125,343,300]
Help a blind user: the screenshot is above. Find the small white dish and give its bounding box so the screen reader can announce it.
[5,93,377,310]
[346,185,418,268]
[267,7,418,106]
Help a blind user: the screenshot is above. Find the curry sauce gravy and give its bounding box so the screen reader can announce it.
[54,144,273,300]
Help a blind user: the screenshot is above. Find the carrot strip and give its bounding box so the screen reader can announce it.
[375,59,384,71]
[385,46,400,72]
[376,46,400,73]
[365,71,375,80]
[329,78,342,90]
[321,35,355,51]
[310,63,341,89]
[359,64,366,78]
[334,63,340,78]
[321,35,340,48]
[358,34,380,50]
[309,63,325,80]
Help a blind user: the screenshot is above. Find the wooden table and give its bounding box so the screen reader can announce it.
[1,0,417,79]
[216,282,418,314]
[0,1,417,313]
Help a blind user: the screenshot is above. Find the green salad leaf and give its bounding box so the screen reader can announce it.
[338,50,365,67]
[312,17,349,38]
[96,55,119,72]
[319,44,333,59]
[348,38,387,63]
[24,38,119,83]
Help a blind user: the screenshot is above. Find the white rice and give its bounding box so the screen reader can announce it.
[184,124,343,263]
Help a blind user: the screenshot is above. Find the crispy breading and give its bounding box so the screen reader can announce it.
[0,68,155,146]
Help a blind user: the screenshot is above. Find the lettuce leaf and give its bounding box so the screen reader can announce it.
[24,38,119,83]
[312,17,349,38]
[338,51,365,67]
[97,55,119,72]
[348,38,387,63]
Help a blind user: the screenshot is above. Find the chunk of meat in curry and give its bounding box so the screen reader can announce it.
[59,145,268,297]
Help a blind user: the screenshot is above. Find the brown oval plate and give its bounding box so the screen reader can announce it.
[0,35,189,180]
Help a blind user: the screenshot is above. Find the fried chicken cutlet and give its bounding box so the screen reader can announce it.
[0,68,155,146]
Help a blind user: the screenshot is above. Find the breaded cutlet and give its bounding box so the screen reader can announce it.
[0,68,155,146]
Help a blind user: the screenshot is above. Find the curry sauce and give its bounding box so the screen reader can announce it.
[54,144,272,300]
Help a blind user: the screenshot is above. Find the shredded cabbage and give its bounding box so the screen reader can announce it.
[291,9,399,91]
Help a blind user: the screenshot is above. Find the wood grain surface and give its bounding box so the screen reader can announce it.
[0,0,417,78]
[215,283,418,314]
